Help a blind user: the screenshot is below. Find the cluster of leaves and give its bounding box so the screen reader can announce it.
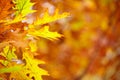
[0,0,119,80]
[32,0,119,80]
[0,0,69,80]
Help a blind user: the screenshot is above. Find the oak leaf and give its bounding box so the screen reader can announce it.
[13,0,36,17]
[10,51,49,80]
[28,26,62,41]
[2,0,36,25]
[34,9,70,25]
[0,45,17,66]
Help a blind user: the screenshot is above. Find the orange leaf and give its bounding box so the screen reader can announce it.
[0,0,13,20]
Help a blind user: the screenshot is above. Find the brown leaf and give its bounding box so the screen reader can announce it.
[0,0,13,20]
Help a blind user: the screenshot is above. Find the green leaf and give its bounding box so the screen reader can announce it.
[0,65,22,74]
[0,45,17,66]
[0,45,17,61]
[13,0,36,17]
[0,60,9,66]
[3,0,36,25]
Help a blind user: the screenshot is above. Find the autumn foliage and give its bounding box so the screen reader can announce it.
[0,0,120,80]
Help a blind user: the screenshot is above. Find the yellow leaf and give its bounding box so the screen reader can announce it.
[10,70,32,80]
[10,51,49,80]
[28,26,62,41]
[4,15,25,25]
[34,9,70,25]
[29,41,37,52]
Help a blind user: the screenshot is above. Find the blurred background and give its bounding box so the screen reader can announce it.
[32,0,120,80]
